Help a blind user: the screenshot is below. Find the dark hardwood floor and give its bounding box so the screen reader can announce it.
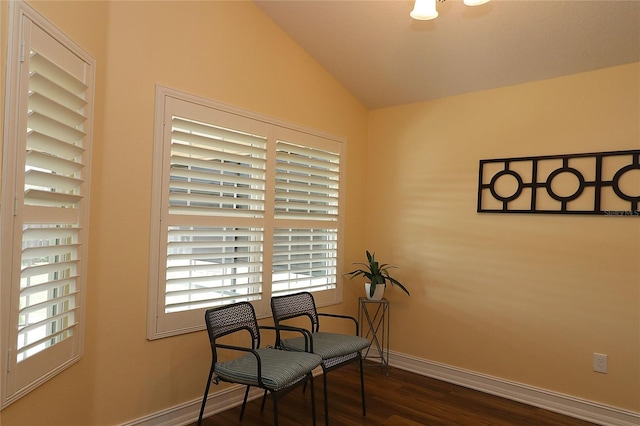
[195,363,598,426]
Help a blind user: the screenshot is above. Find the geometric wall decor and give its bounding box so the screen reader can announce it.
[477,149,640,215]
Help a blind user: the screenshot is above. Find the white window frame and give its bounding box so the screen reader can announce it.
[148,86,345,339]
[1,0,95,407]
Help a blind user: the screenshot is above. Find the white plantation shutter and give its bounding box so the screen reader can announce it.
[271,138,340,296]
[19,37,90,364]
[149,87,344,338]
[2,1,94,407]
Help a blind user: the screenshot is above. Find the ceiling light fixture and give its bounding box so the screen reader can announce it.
[410,0,490,21]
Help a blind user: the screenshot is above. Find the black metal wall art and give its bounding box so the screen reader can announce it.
[477,149,640,216]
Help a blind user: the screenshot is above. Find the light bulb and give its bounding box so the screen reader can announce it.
[410,0,438,20]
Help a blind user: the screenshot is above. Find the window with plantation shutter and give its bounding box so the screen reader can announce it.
[149,87,345,338]
[1,1,95,407]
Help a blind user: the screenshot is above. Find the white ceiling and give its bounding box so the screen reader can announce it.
[254,0,640,109]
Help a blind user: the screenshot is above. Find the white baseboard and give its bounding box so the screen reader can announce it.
[121,384,263,426]
[389,351,640,426]
[123,353,640,426]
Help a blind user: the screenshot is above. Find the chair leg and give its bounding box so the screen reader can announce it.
[309,373,317,426]
[260,389,268,412]
[197,366,215,426]
[322,369,330,426]
[239,385,251,421]
[359,354,366,416]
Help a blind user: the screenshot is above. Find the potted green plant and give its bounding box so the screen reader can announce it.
[344,250,410,300]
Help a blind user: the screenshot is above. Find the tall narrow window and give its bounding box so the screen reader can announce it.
[148,87,345,339]
[1,1,95,407]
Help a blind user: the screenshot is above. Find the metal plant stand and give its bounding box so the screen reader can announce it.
[358,297,390,374]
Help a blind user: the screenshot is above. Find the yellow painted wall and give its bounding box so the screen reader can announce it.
[367,63,640,411]
[1,1,368,424]
[1,0,638,424]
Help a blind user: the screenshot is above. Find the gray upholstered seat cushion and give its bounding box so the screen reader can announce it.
[281,332,370,360]
[215,348,322,391]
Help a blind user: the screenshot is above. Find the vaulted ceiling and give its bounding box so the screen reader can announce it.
[255,0,640,109]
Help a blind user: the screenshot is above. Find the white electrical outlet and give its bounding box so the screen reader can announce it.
[593,353,608,373]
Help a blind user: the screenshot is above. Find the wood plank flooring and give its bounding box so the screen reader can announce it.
[194,363,598,426]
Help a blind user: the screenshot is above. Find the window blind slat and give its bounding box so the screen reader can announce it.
[18,293,77,317]
[172,117,267,151]
[274,211,338,221]
[276,141,339,162]
[168,252,262,262]
[19,277,77,297]
[274,201,338,214]
[26,150,84,175]
[167,261,262,274]
[29,72,87,111]
[171,166,264,187]
[272,252,336,263]
[271,283,333,298]
[274,192,338,205]
[27,130,85,159]
[276,163,339,180]
[168,228,263,238]
[274,229,336,238]
[20,259,78,278]
[167,240,262,251]
[167,205,264,218]
[22,244,79,260]
[272,274,336,286]
[171,134,266,166]
[276,151,339,170]
[275,172,338,187]
[27,111,85,144]
[274,243,337,250]
[168,245,261,253]
[168,192,264,209]
[166,270,263,287]
[274,180,339,196]
[170,153,265,176]
[28,92,87,127]
[24,189,82,207]
[272,265,335,275]
[169,180,265,199]
[23,226,78,240]
[17,319,77,355]
[166,291,261,312]
[25,169,83,192]
[166,285,262,302]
